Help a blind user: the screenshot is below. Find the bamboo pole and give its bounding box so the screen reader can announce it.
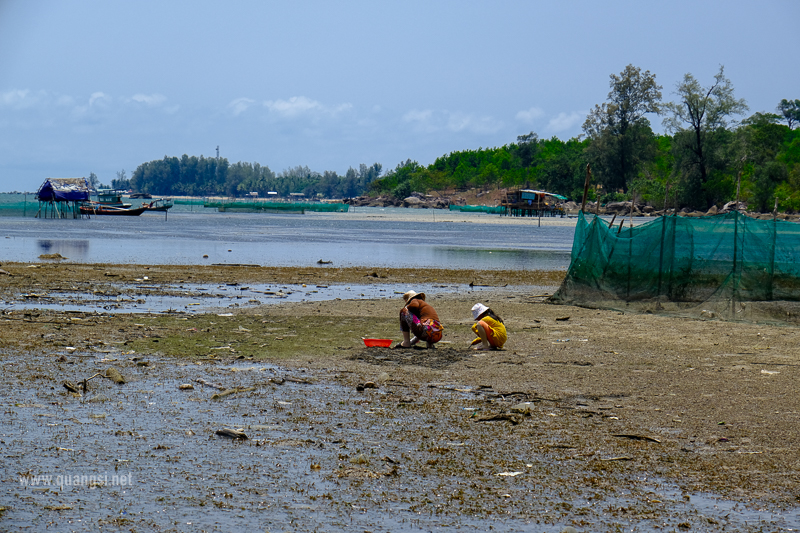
[581,164,591,213]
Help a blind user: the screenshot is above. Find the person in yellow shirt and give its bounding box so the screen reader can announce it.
[470,303,507,351]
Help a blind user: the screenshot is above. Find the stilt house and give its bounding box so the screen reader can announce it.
[35,177,92,218]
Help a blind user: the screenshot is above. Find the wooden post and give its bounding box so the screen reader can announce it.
[663,181,670,213]
[629,190,635,229]
[581,164,592,213]
[736,171,741,210]
[594,185,601,215]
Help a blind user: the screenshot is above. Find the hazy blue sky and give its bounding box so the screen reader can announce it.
[1,0,797,192]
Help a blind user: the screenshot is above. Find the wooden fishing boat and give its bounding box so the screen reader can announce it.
[80,202,147,216]
[144,198,173,212]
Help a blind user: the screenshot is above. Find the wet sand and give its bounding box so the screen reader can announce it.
[2,262,800,531]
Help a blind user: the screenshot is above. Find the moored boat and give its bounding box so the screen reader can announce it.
[80,202,148,216]
[143,198,173,212]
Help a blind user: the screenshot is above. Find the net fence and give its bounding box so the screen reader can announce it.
[552,211,800,325]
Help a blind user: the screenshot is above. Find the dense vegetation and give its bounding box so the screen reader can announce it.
[370,67,800,212]
[119,158,382,199]
[114,65,799,212]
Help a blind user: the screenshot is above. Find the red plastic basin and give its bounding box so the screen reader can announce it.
[363,338,393,348]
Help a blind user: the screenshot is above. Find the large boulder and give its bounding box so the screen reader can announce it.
[403,196,425,208]
[721,201,747,213]
[604,201,630,213]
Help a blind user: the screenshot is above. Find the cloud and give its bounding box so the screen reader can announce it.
[403,109,433,123]
[228,97,256,116]
[446,112,503,134]
[0,89,44,109]
[264,96,320,117]
[403,109,502,135]
[515,107,545,123]
[130,93,166,106]
[88,92,111,107]
[548,111,583,132]
[263,96,351,118]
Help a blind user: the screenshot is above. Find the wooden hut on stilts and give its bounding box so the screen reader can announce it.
[35,178,91,219]
[501,189,568,217]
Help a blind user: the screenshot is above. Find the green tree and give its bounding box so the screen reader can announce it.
[663,66,749,209]
[777,99,800,130]
[515,132,540,167]
[112,169,131,190]
[583,64,662,193]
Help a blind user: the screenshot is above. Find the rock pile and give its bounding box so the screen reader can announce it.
[345,192,450,209]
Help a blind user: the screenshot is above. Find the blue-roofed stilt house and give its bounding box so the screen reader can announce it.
[35,177,91,218]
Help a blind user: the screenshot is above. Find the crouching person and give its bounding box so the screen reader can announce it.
[397,290,443,349]
[471,303,506,351]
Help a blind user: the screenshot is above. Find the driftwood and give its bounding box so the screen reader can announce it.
[62,367,125,395]
[211,386,256,400]
[194,378,226,390]
[283,377,312,384]
[215,428,248,439]
[612,434,662,443]
[474,414,522,425]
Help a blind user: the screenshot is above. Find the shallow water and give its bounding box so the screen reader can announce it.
[4,281,553,314]
[0,209,574,270]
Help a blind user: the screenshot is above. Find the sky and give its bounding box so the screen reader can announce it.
[0,0,798,192]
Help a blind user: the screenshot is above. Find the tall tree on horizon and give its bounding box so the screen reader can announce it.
[663,65,749,209]
[582,64,662,194]
[777,99,800,130]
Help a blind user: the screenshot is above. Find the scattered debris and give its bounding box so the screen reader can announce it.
[510,402,534,415]
[104,367,126,384]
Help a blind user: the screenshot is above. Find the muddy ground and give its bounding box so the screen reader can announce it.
[2,262,800,531]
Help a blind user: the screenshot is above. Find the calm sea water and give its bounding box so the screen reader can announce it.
[0,207,574,270]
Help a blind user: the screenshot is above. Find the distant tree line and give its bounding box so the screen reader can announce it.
[124,155,382,199]
[102,65,798,212]
[370,66,800,212]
